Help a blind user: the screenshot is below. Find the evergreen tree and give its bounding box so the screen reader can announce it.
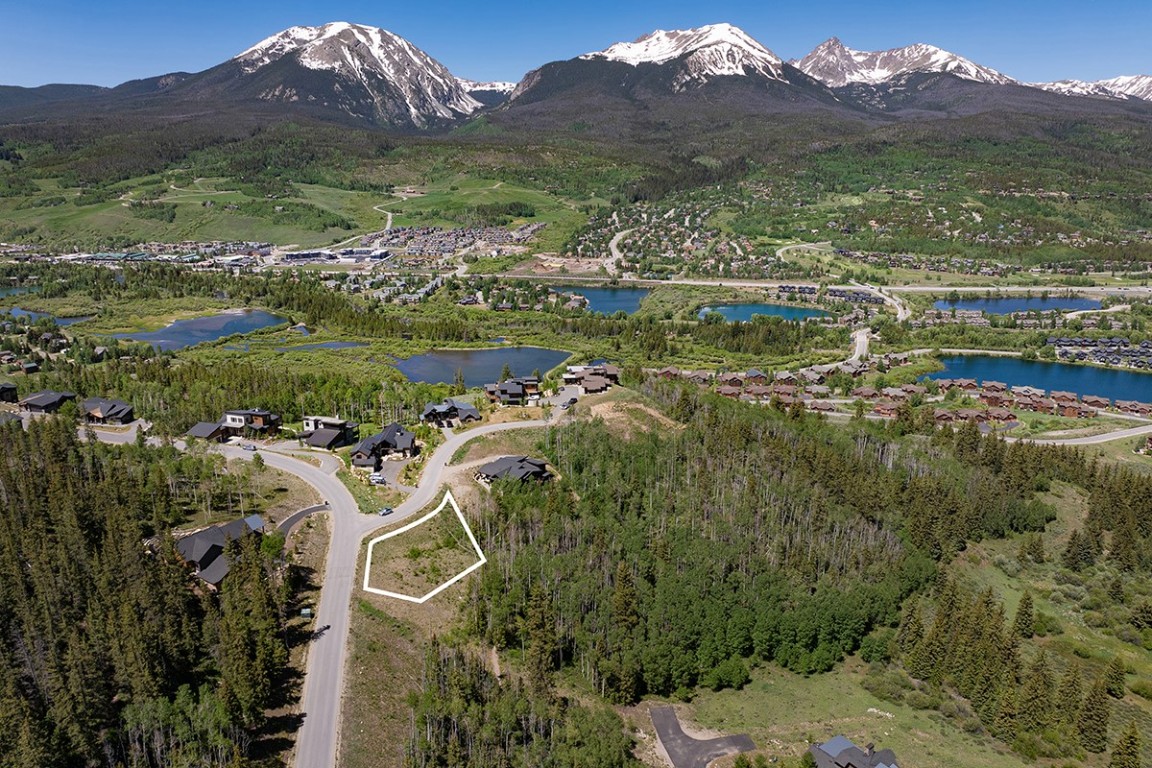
[1018,651,1054,733]
[1108,720,1143,768]
[1108,577,1126,603]
[992,687,1019,742]
[1105,656,1127,699]
[522,587,558,696]
[954,419,982,465]
[1055,662,1083,727]
[896,603,924,656]
[1013,592,1035,639]
[1080,677,1112,753]
[1108,514,1140,571]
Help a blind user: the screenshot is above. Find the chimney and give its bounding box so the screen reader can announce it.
[866,744,875,759]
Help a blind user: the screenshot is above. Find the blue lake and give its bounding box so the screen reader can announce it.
[0,286,35,298]
[934,296,1102,314]
[551,285,649,315]
[924,355,1152,402]
[5,307,91,326]
[275,341,368,353]
[698,303,831,322]
[113,309,288,351]
[395,347,571,388]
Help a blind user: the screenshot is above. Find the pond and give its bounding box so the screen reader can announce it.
[551,285,649,315]
[0,286,35,298]
[924,355,1152,402]
[395,347,571,388]
[698,303,831,322]
[113,309,288,351]
[933,296,1102,314]
[5,307,92,326]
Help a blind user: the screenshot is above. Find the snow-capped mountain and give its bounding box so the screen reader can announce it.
[456,78,516,94]
[577,23,787,90]
[229,21,480,126]
[795,37,1015,88]
[1032,75,1152,102]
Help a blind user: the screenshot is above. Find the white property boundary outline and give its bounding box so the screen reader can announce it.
[362,490,486,603]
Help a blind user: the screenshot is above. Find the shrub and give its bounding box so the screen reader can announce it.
[1033,612,1063,637]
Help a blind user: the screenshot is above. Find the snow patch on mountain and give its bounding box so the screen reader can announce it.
[1099,75,1152,101]
[580,23,786,89]
[457,78,517,94]
[796,37,1015,87]
[233,22,481,124]
[1030,75,1152,102]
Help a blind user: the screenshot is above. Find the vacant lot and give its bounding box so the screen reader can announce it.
[363,498,482,600]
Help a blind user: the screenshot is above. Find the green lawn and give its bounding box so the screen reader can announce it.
[689,661,1029,768]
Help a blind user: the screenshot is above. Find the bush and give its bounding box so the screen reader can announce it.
[859,629,895,664]
[861,668,913,704]
[1131,679,1152,701]
[1033,611,1063,637]
[705,656,751,691]
[905,690,940,710]
[994,555,1022,577]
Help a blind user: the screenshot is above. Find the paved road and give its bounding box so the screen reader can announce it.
[370,205,394,231]
[274,409,565,768]
[1066,303,1129,319]
[850,328,872,361]
[278,503,330,536]
[606,228,635,276]
[651,706,754,768]
[1007,423,1152,446]
[887,285,1152,297]
[217,446,363,768]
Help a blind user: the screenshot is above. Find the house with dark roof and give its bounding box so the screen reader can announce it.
[485,376,540,406]
[185,421,227,442]
[83,397,134,425]
[0,412,21,426]
[475,456,551,485]
[221,408,281,437]
[302,415,359,450]
[176,514,265,587]
[563,364,620,393]
[421,398,481,426]
[349,423,416,468]
[809,736,898,768]
[0,382,16,403]
[20,390,76,413]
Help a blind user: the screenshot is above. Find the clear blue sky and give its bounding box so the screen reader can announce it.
[2,0,1149,87]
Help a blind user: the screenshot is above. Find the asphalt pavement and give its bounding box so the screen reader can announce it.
[650,706,754,768]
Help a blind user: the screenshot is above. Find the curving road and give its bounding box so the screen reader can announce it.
[606,228,635,276]
[265,411,565,768]
[1006,423,1152,446]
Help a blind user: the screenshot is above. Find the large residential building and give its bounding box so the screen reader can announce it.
[176,515,265,588]
[484,376,541,406]
[475,455,551,484]
[301,415,360,450]
[349,423,416,469]
[19,390,76,413]
[421,398,481,426]
[809,736,898,768]
[82,397,135,425]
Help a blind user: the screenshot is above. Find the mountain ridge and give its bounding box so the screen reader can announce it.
[1,21,1151,131]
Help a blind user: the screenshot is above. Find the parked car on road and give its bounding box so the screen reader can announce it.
[378,506,394,516]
